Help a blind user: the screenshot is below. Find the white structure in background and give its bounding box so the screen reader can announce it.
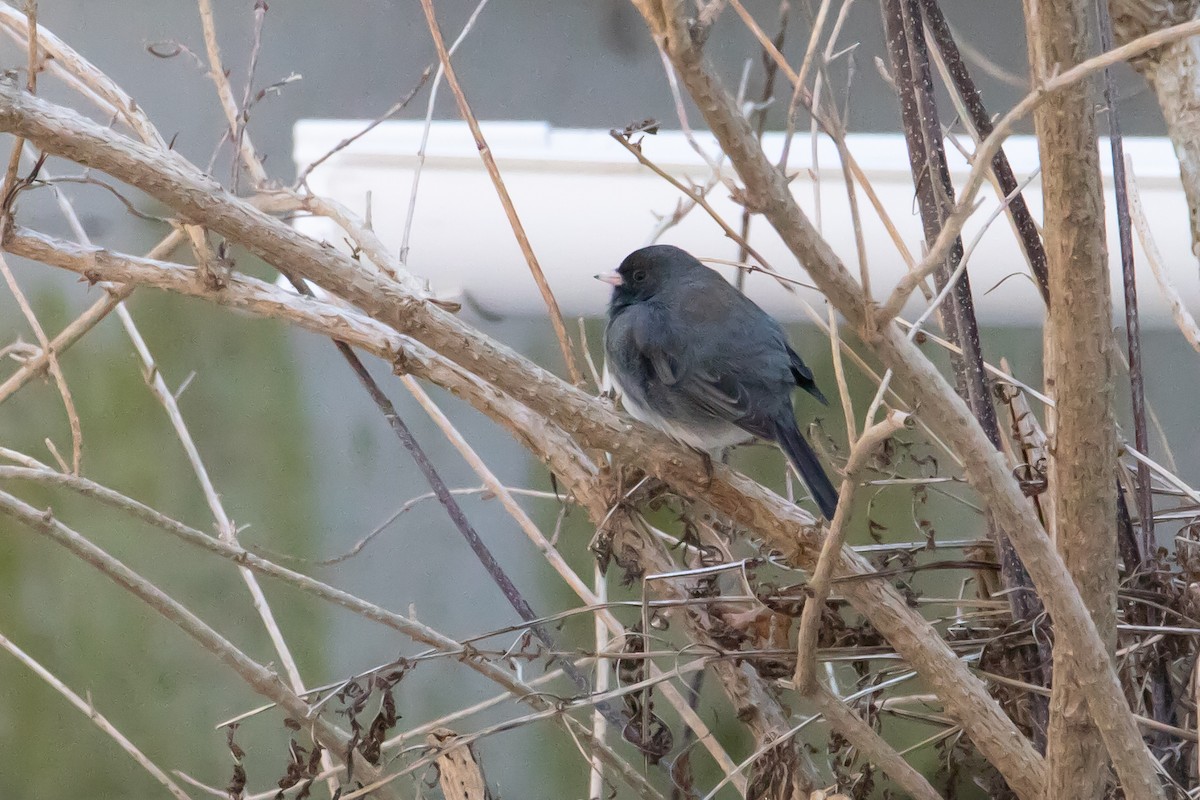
[293,120,1197,326]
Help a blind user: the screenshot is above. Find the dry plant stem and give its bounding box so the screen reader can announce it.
[632,2,1164,796]
[415,0,581,385]
[828,306,856,445]
[808,683,943,800]
[0,282,129,401]
[0,84,1047,793]
[0,628,193,800]
[728,0,918,276]
[1127,159,1200,353]
[884,0,1049,729]
[794,410,910,693]
[1023,0,1126,796]
[610,131,776,277]
[113,295,316,698]
[590,562,608,800]
[0,489,405,800]
[230,0,267,192]
[400,0,494,264]
[401,384,748,791]
[916,0,1049,303]
[795,0,832,95]
[1098,0,1154,559]
[879,15,1200,324]
[196,0,268,186]
[320,329,608,712]
[883,0,996,459]
[0,252,81,473]
[1109,0,1200,257]
[804,6,875,306]
[734,1,787,290]
[44,164,317,763]
[0,465,662,800]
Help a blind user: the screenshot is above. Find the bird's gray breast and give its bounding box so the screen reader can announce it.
[604,301,755,450]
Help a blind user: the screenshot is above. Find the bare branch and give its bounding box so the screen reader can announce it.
[794,409,911,692]
[0,487,405,800]
[414,0,581,385]
[0,628,193,800]
[879,16,1200,324]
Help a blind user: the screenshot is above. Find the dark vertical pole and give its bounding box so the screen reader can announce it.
[881,0,1050,747]
[917,0,1049,305]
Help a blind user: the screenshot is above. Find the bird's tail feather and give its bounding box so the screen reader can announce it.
[774,420,839,520]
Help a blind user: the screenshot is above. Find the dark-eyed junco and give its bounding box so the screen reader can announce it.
[598,245,838,519]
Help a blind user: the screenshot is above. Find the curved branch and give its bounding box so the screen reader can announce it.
[0,488,404,800]
[0,78,1061,797]
[627,1,1171,796]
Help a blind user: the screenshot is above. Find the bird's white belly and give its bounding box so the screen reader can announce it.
[609,369,753,452]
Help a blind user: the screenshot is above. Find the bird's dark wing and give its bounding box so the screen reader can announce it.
[683,366,754,420]
[786,343,828,405]
[615,300,756,421]
[621,306,683,387]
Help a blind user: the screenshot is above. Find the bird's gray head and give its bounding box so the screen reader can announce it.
[596,245,700,306]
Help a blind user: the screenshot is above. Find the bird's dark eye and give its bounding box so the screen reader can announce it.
[632,270,647,283]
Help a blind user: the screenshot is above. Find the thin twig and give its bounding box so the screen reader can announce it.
[414,0,581,384]
[1098,0,1154,559]
[1126,158,1200,354]
[0,488,405,800]
[0,628,193,800]
[294,66,432,188]
[879,15,1200,324]
[0,251,81,474]
[918,0,1049,302]
[196,0,268,186]
[795,410,910,692]
[734,0,789,291]
[609,128,785,288]
[399,0,492,264]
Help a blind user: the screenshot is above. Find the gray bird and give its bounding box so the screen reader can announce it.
[599,244,839,519]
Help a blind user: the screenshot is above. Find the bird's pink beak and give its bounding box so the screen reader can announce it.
[595,271,623,286]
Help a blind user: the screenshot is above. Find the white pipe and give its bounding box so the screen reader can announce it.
[292,120,1197,326]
